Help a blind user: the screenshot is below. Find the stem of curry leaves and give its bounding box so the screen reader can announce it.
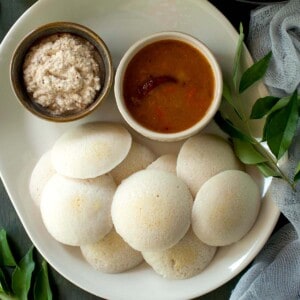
[217,24,298,190]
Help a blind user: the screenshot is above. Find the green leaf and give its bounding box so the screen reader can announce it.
[239,51,272,93]
[268,95,300,115]
[232,138,267,164]
[269,96,290,114]
[250,96,280,119]
[12,246,35,300]
[233,23,244,90]
[0,267,10,294]
[0,291,17,300]
[265,90,299,159]
[214,111,252,142]
[0,230,16,267]
[256,162,281,178]
[295,162,300,182]
[260,96,300,134]
[261,111,274,142]
[34,261,52,300]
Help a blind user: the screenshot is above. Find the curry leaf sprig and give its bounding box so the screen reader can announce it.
[0,229,52,300]
[215,23,300,189]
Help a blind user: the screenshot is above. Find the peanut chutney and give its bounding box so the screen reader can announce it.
[123,40,215,133]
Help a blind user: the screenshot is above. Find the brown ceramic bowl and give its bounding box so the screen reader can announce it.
[10,21,113,122]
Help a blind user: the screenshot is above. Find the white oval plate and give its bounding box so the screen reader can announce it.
[0,0,279,299]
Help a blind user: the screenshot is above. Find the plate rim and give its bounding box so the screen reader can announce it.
[0,0,280,299]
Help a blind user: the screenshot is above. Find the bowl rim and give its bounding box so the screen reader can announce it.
[10,21,114,122]
[114,31,223,142]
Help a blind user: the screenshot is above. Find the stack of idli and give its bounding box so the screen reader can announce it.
[41,122,133,247]
[30,122,156,273]
[29,125,262,279]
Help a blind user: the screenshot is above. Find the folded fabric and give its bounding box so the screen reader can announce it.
[230,223,300,300]
[230,126,300,300]
[248,0,300,98]
[231,1,300,299]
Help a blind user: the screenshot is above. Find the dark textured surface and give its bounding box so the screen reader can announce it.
[0,0,288,299]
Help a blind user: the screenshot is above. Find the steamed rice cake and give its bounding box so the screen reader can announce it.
[51,122,132,179]
[142,228,216,279]
[192,170,261,246]
[40,173,116,246]
[112,170,193,252]
[110,141,156,185]
[29,151,56,206]
[81,228,143,273]
[177,134,243,196]
[147,154,177,174]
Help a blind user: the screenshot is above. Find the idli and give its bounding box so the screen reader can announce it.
[51,122,132,179]
[112,170,193,252]
[177,134,243,196]
[29,151,56,206]
[143,228,216,279]
[192,170,261,246]
[40,173,115,246]
[110,141,156,185]
[147,154,177,174]
[81,228,143,273]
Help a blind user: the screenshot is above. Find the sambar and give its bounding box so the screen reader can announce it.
[123,39,215,133]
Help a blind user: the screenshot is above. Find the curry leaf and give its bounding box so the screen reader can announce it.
[268,95,300,115]
[12,246,35,300]
[0,267,10,294]
[0,291,16,300]
[262,111,275,142]
[239,51,272,93]
[34,261,52,300]
[265,90,299,159]
[232,138,267,164]
[214,111,252,142]
[250,96,280,119]
[295,162,300,183]
[256,162,281,178]
[233,23,244,90]
[268,96,290,114]
[0,230,16,267]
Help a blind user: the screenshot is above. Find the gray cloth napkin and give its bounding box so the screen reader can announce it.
[230,0,300,299]
[247,0,300,98]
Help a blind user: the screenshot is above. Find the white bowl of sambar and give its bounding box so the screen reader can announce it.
[114,31,223,142]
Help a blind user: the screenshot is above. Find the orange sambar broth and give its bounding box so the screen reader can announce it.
[123,40,215,133]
